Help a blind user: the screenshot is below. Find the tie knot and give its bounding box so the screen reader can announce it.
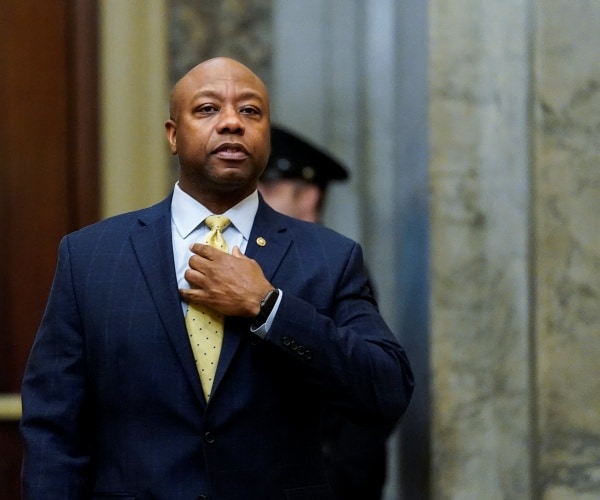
[205,215,231,232]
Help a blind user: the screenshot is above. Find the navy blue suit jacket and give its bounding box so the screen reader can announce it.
[21,194,413,500]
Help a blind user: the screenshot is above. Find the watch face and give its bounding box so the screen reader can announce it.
[262,290,278,314]
[262,289,276,307]
[252,290,278,331]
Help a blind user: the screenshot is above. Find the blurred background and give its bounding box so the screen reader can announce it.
[1,1,598,499]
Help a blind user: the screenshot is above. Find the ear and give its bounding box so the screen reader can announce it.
[165,119,178,155]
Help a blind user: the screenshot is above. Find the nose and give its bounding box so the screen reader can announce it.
[216,105,244,135]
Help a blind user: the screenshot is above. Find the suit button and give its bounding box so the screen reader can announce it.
[290,340,298,350]
[204,432,215,444]
[283,336,291,346]
[297,346,305,355]
[305,350,312,360]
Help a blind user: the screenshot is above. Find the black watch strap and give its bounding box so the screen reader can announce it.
[251,289,279,329]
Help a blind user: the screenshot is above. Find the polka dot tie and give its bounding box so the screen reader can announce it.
[185,215,231,400]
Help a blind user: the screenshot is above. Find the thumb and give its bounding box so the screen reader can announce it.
[232,245,244,258]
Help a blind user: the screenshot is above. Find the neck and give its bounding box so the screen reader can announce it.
[178,180,255,214]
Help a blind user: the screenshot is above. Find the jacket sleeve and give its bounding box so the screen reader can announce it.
[20,236,91,499]
[265,240,414,427]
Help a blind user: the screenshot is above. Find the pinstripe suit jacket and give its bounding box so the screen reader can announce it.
[21,194,413,500]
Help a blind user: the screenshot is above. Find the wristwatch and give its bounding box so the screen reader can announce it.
[251,289,280,329]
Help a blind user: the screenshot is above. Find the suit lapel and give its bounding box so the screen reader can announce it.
[129,197,206,405]
[245,201,292,279]
[211,200,293,396]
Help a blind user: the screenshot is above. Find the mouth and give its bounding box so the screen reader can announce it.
[213,142,249,161]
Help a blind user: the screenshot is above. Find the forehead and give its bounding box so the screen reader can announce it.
[176,60,268,106]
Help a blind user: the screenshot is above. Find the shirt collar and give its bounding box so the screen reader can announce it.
[171,182,258,240]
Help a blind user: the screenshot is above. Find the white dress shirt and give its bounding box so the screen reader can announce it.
[170,183,280,335]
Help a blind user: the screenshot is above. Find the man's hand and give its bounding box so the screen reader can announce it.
[179,244,274,317]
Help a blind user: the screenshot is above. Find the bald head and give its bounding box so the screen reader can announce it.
[169,57,269,121]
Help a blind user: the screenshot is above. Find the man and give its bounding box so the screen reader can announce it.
[260,127,392,500]
[21,57,413,500]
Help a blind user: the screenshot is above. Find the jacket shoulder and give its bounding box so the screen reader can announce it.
[260,200,357,248]
[68,196,172,239]
[283,213,357,249]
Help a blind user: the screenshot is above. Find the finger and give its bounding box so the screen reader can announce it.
[184,268,209,288]
[179,288,203,303]
[187,254,210,272]
[189,243,216,258]
[232,246,244,258]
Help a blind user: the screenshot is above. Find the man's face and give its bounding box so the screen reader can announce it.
[166,58,271,199]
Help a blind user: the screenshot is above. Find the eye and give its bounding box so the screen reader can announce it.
[195,103,218,114]
[240,106,260,116]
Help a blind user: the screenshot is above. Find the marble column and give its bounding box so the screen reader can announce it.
[100,0,171,217]
[534,1,600,498]
[167,0,272,87]
[430,0,600,498]
[430,0,532,497]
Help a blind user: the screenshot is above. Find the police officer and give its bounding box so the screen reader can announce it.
[259,125,348,223]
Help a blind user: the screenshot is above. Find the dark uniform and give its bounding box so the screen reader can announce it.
[261,125,392,500]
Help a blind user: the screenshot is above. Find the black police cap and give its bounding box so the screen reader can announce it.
[262,125,349,189]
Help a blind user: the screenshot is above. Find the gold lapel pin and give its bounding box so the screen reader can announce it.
[256,237,267,247]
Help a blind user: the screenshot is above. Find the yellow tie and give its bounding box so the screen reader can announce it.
[185,215,230,400]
